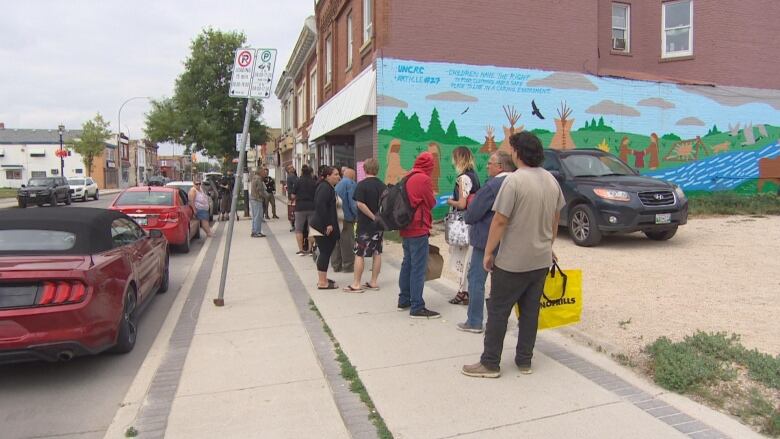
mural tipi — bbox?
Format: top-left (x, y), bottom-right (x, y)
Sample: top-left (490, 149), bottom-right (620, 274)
top-left (549, 101), bottom-right (576, 150)
top-left (479, 125), bottom-right (498, 153)
top-left (499, 106), bottom-right (524, 152)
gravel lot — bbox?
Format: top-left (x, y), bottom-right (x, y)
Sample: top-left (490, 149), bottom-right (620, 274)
top-left (385, 216), bottom-right (780, 359)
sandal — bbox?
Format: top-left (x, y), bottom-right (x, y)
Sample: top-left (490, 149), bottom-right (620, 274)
top-left (343, 285), bottom-right (365, 293)
top-left (318, 280), bottom-right (338, 290)
top-left (449, 291), bottom-right (469, 305)
top-left (363, 283), bottom-right (380, 291)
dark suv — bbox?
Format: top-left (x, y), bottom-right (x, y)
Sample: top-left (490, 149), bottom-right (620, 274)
top-left (17, 176), bottom-right (72, 208)
top-left (543, 149), bottom-right (688, 246)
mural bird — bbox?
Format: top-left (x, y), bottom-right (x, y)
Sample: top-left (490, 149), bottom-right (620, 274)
top-left (531, 100), bottom-right (545, 120)
top-left (461, 107), bottom-right (469, 115)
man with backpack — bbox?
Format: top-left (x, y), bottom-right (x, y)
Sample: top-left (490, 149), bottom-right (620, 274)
top-left (394, 152), bottom-right (440, 318)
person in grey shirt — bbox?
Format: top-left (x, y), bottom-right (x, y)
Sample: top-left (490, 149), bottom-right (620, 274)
top-left (249, 168), bottom-right (268, 238)
top-left (462, 131), bottom-right (565, 379)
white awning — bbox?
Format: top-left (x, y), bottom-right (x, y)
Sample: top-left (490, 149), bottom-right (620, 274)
top-left (309, 67), bottom-right (376, 141)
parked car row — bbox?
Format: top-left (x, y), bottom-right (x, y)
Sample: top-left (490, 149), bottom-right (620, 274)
top-left (16, 176), bottom-right (100, 208)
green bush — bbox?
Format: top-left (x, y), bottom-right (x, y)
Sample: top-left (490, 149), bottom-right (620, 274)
top-left (646, 336), bottom-right (734, 392)
top-left (742, 349), bottom-right (780, 389)
top-left (688, 192), bottom-right (780, 216)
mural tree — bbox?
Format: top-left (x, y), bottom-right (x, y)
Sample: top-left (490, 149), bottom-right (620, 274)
top-left (427, 108), bottom-right (446, 141)
top-left (445, 120), bottom-right (460, 143)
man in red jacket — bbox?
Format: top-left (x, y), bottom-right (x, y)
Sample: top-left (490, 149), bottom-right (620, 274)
top-left (398, 152), bottom-right (440, 318)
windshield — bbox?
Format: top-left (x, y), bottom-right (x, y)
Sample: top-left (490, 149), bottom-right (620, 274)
top-left (68, 179), bottom-right (85, 186)
top-left (28, 178), bottom-right (55, 186)
top-left (115, 191), bottom-right (174, 206)
top-left (561, 154), bottom-right (635, 177)
top-left (167, 183), bottom-right (193, 193)
top-left (0, 230), bottom-right (76, 251)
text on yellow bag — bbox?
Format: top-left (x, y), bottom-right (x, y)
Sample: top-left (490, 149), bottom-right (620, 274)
top-left (514, 262), bottom-right (582, 330)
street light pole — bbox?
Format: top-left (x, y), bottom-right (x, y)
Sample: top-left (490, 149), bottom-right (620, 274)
top-left (58, 124), bottom-right (65, 177)
top-left (117, 96), bottom-right (151, 151)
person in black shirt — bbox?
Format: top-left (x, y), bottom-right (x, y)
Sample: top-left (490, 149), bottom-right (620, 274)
top-left (285, 165), bottom-right (299, 232)
top-left (344, 158), bottom-right (387, 293)
top-left (293, 165), bottom-right (317, 255)
top-left (311, 166), bottom-right (341, 289)
top-left (262, 167), bottom-right (278, 219)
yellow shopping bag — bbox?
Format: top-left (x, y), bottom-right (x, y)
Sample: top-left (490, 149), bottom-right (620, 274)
top-left (514, 262), bottom-right (582, 330)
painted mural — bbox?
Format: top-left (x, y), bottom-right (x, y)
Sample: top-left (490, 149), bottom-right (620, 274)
top-left (375, 57), bottom-right (780, 219)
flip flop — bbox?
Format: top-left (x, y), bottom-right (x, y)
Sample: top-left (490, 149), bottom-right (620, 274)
top-left (343, 285), bottom-right (365, 293)
top-left (363, 283), bottom-right (380, 291)
top-left (318, 280), bottom-right (338, 290)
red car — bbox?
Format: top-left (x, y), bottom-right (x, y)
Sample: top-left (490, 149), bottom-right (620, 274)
top-left (109, 186), bottom-right (200, 253)
top-left (0, 208), bottom-right (169, 363)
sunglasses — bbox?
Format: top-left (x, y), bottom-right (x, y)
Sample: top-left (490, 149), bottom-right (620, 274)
top-left (195, 182), bottom-right (202, 185)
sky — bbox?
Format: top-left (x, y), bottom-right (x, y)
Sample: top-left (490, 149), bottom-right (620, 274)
top-left (0, 0), bottom-right (313, 155)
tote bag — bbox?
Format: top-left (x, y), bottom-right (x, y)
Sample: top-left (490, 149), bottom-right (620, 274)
top-left (514, 262), bottom-right (582, 330)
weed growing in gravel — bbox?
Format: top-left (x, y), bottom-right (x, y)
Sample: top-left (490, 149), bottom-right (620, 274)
top-left (646, 331), bottom-right (780, 436)
top-left (124, 426), bottom-right (138, 437)
top-left (618, 318), bottom-right (632, 329)
top-left (688, 192), bottom-right (780, 216)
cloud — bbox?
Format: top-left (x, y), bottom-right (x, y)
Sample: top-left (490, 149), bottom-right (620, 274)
top-left (676, 117), bottom-right (705, 126)
top-left (377, 94), bottom-right (408, 108)
top-left (425, 91), bottom-right (478, 102)
top-left (585, 100), bottom-right (640, 117)
top-left (637, 97), bottom-right (676, 110)
top-left (678, 85), bottom-right (780, 110)
top-left (526, 72), bottom-right (598, 91)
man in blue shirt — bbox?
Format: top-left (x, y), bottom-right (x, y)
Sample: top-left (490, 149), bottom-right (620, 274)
top-left (331, 167), bottom-right (358, 272)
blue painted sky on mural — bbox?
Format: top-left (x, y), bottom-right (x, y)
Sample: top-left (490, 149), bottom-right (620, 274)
top-left (376, 58), bottom-right (779, 141)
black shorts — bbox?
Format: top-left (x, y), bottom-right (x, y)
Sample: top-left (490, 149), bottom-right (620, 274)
top-left (354, 231), bottom-right (383, 257)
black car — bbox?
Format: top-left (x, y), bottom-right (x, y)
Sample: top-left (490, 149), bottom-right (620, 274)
top-left (543, 149), bottom-right (688, 246)
top-left (17, 177), bottom-right (72, 208)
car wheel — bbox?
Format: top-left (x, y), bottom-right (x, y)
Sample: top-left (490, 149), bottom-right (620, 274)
top-left (94, 190), bottom-right (99, 200)
top-left (110, 286), bottom-right (138, 353)
top-left (157, 253), bottom-right (170, 294)
top-left (64, 193), bottom-right (71, 205)
top-left (49, 193), bottom-right (58, 207)
top-left (569, 204), bottom-right (602, 247)
top-left (179, 226), bottom-right (191, 253)
top-left (18, 199), bottom-right (26, 208)
top-left (645, 227), bottom-right (678, 241)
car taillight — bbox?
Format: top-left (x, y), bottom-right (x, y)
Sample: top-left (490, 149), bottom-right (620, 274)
top-left (37, 281), bottom-right (90, 306)
top-left (158, 210), bottom-right (179, 223)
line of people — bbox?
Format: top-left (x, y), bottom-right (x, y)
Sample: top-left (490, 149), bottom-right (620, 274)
top-left (285, 131), bottom-right (564, 378)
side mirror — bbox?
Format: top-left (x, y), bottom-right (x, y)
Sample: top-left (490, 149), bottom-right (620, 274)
top-left (21, 184), bottom-right (26, 188)
top-left (549, 170), bottom-right (565, 181)
top-left (149, 229), bottom-right (164, 239)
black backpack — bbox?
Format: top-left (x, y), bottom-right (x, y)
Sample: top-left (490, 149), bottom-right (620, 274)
top-left (377, 172), bottom-right (417, 231)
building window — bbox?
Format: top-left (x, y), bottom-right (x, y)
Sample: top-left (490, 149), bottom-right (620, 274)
top-left (5, 170), bottom-right (21, 180)
top-left (51, 169), bottom-right (59, 175)
top-left (662, 0), bottom-right (693, 58)
top-left (611, 3), bottom-right (630, 52)
top-left (297, 88), bottom-right (304, 127)
top-left (31, 171), bottom-right (46, 178)
top-left (75, 168), bottom-right (83, 174)
top-left (310, 70), bottom-right (317, 115)
top-left (346, 13), bottom-right (353, 69)
top-left (325, 34), bottom-right (333, 85)
top-left (363, 0), bottom-right (373, 43)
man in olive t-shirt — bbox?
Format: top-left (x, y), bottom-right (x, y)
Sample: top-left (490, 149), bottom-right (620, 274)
top-left (463, 132), bottom-right (565, 379)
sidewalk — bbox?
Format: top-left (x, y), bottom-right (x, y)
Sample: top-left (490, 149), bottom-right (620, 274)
top-left (106, 198), bottom-right (762, 439)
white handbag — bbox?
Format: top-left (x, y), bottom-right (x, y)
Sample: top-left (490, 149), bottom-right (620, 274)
top-left (444, 210), bottom-right (470, 247)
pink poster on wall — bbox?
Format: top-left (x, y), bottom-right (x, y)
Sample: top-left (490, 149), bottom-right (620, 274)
top-left (356, 161), bottom-right (366, 182)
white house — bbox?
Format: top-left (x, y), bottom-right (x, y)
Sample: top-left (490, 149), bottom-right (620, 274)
top-left (0, 127), bottom-right (88, 188)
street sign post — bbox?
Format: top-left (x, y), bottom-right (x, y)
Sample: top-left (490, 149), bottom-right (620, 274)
top-left (216, 47), bottom-right (276, 307)
top-left (236, 133), bottom-right (250, 151)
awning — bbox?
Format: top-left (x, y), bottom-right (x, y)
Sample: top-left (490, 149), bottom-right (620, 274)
top-left (29, 148), bottom-right (46, 156)
top-left (309, 67), bottom-right (376, 141)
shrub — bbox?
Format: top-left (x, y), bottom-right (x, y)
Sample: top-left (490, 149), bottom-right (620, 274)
top-left (646, 336), bottom-right (734, 392)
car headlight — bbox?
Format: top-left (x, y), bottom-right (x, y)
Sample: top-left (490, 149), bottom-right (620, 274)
top-left (593, 188), bottom-right (631, 202)
top-left (673, 185), bottom-right (686, 201)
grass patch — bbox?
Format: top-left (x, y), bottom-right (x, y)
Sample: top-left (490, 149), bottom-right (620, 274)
top-left (0, 188), bottom-right (17, 199)
top-left (124, 426), bottom-right (138, 437)
top-left (646, 331), bottom-right (780, 436)
top-left (308, 300), bottom-right (394, 439)
top-left (687, 192), bottom-right (780, 216)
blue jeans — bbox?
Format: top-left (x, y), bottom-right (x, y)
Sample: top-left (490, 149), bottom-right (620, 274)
top-left (466, 247), bottom-right (488, 327)
top-left (249, 199), bottom-right (264, 234)
top-left (399, 235), bottom-right (429, 313)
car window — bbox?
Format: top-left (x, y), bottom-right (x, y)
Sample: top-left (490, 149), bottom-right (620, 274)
top-left (177, 190), bottom-right (188, 206)
top-left (28, 178), bottom-right (55, 186)
top-left (115, 191), bottom-right (174, 206)
top-left (0, 230), bottom-right (76, 251)
top-left (69, 179), bottom-right (86, 185)
top-left (543, 153), bottom-right (562, 172)
top-left (561, 154), bottom-right (634, 177)
top-left (87, 178), bottom-right (94, 185)
top-left (111, 219), bottom-right (141, 247)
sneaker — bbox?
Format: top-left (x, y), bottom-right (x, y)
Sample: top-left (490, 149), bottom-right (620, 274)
top-left (456, 322), bottom-right (484, 333)
top-left (256, 233), bottom-right (266, 238)
top-left (517, 364), bottom-right (533, 375)
top-left (461, 362), bottom-right (501, 378)
top-left (397, 302), bottom-right (411, 311)
top-left (296, 250), bottom-right (306, 256)
top-left (409, 308), bottom-right (441, 319)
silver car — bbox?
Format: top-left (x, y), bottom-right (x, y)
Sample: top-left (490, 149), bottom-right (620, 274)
top-left (67, 177), bottom-right (99, 201)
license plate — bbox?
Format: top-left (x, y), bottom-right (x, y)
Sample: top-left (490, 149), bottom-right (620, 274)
top-left (655, 213), bottom-right (671, 224)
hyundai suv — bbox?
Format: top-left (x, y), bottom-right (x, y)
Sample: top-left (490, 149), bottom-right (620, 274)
top-left (17, 177), bottom-right (72, 208)
top-left (543, 149), bottom-right (688, 246)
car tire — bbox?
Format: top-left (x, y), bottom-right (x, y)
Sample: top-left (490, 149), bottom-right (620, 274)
top-left (157, 253), bottom-right (170, 294)
top-left (94, 190), bottom-right (99, 200)
top-left (64, 193), bottom-right (71, 205)
top-left (179, 226), bottom-right (191, 253)
top-left (49, 193), bottom-right (58, 207)
top-left (18, 199), bottom-right (27, 208)
top-left (109, 286), bottom-right (138, 354)
top-left (645, 227), bottom-right (678, 241)
top-left (569, 204), bottom-right (602, 247)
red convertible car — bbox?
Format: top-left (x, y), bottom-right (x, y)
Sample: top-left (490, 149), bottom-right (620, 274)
top-left (0, 208), bottom-right (169, 363)
top-left (109, 186), bottom-right (200, 253)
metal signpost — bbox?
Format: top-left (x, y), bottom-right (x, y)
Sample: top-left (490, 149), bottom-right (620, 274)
top-left (215, 47), bottom-right (277, 307)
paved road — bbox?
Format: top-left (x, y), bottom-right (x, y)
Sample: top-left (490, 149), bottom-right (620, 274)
top-left (0, 196), bottom-right (210, 439)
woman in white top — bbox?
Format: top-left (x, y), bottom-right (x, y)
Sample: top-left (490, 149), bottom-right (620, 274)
top-left (189, 180), bottom-right (214, 238)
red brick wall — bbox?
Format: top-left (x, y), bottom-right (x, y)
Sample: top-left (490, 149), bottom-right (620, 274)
top-left (597, 0), bottom-right (780, 90)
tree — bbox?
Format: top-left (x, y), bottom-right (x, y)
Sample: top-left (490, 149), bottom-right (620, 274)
top-left (598, 117), bottom-right (605, 128)
top-left (144, 29), bottom-right (267, 162)
top-left (72, 114), bottom-right (112, 177)
top-left (445, 120), bottom-right (459, 143)
top-left (426, 108), bottom-right (446, 141)
top-left (391, 110), bottom-right (410, 135)
top-left (407, 113), bottom-right (426, 140)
